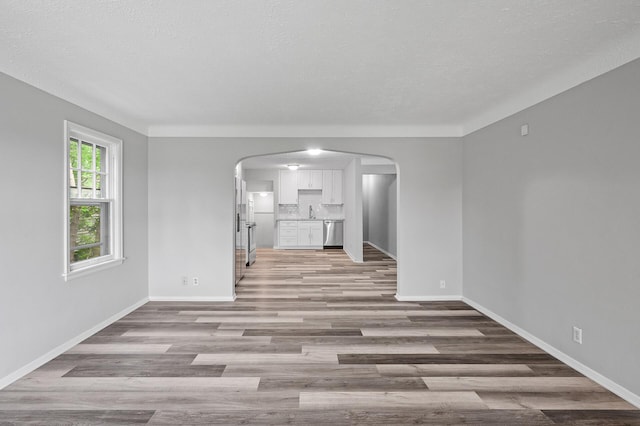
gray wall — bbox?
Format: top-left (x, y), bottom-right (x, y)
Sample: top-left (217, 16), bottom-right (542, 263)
top-left (344, 158), bottom-right (364, 262)
top-left (148, 138), bottom-right (463, 299)
top-left (0, 73), bottom-right (148, 383)
top-left (463, 58), bottom-right (640, 397)
top-left (363, 174), bottom-right (397, 257)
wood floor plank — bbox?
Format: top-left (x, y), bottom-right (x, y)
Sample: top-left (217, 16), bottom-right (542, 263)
top-left (302, 344), bottom-right (439, 354)
top-left (0, 410), bottom-right (155, 425)
top-left (432, 342), bottom-right (548, 354)
top-left (196, 316), bottom-right (304, 323)
top-left (122, 329), bottom-right (244, 337)
top-left (361, 327), bottom-right (484, 337)
top-left (147, 409), bottom-right (353, 425)
top-left (243, 328), bottom-right (363, 336)
top-left (64, 364), bottom-right (226, 378)
top-left (1, 245), bottom-right (636, 424)
top-left (276, 309), bottom-right (483, 317)
top-left (147, 409), bottom-right (556, 425)
top-left (0, 391), bottom-right (299, 410)
top-left (377, 363), bottom-right (536, 377)
top-left (167, 342), bottom-right (302, 354)
top-left (423, 376), bottom-right (605, 392)
top-left (67, 344), bottom-right (172, 354)
top-left (257, 377), bottom-right (428, 391)
top-left (6, 377), bottom-right (260, 392)
top-left (542, 409), bottom-right (640, 425)
top-left (222, 363), bottom-right (381, 378)
top-left (193, 352), bottom-right (338, 365)
top-left (299, 391), bottom-right (488, 409)
top-left (478, 391), bottom-right (637, 410)
top-left (339, 353), bottom-right (559, 364)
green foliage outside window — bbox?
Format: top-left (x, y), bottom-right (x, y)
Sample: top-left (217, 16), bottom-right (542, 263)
top-left (69, 138), bottom-right (108, 263)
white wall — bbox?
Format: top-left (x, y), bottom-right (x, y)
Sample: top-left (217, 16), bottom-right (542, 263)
top-left (0, 73), bottom-right (148, 385)
top-left (343, 158), bottom-right (363, 262)
top-left (388, 175), bottom-right (398, 257)
top-left (363, 174), bottom-right (397, 257)
top-left (463, 58), bottom-right (640, 398)
top-left (148, 139), bottom-right (462, 299)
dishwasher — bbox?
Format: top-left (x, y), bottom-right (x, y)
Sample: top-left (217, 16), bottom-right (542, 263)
top-left (323, 220), bottom-right (344, 248)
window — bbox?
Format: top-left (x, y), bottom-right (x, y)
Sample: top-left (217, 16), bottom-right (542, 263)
top-left (63, 121), bottom-right (123, 280)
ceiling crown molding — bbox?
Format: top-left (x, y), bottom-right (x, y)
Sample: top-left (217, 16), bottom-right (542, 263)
top-left (146, 125), bottom-right (464, 138)
top-left (460, 30), bottom-right (640, 136)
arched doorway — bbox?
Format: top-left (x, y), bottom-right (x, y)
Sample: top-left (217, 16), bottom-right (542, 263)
top-left (233, 148), bottom-right (398, 297)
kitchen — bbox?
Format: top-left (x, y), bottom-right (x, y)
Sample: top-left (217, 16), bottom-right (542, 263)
top-left (235, 149), bottom-right (396, 283)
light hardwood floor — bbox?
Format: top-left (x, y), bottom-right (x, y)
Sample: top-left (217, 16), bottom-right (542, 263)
top-left (1, 245), bottom-right (639, 425)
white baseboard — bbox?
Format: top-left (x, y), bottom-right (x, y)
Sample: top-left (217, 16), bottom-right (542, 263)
top-left (364, 241), bottom-right (397, 260)
top-left (149, 295), bottom-right (236, 302)
top-left (343, 246), bottom-right (363, 264)
top-left (0, 296), bottom-right (149, 390)
top-left (395, 294), bottom-right (462, 302)
top-left (462, 296), bottom-right (640, 409)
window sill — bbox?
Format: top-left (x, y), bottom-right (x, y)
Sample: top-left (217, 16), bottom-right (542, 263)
top-left (63, 257), bottom-right (126, 282)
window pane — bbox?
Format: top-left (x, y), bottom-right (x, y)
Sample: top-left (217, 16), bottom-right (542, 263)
top-left (96, 145), bottom-right (106, 172)
top-left (72, 247), bottom-right (102, 262)
top-left (81, 142), bottom-right (93, 171)
top-left (69, 168), bottom-right (79, 198)
top-left (69, 203), bottom-right (110, 263)
top-left (95, 173), bottom-right (103, 198)
top-left (70, 205), bottom-right (101, 246)
top-left (69, 138), bottom-right (79, 169)
top-left (81, 172), bottom-right (94, 197)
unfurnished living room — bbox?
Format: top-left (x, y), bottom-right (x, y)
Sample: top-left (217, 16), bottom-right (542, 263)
top-left (1, 1), bottom-right (640, 425)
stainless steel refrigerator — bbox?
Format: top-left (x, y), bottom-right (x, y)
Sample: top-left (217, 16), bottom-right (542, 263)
top-left (235, 177), bottom-right (247, 285)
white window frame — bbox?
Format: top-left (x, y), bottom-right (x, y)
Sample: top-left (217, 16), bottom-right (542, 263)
top-left (63, 121), bottom-right (124, 281)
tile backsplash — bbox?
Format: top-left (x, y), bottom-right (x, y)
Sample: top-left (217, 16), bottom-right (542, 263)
top-left (278, 190), bottom-right (343, 219)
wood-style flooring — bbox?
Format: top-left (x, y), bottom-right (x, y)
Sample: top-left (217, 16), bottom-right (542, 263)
top-left (1, 245), bottom-right (639, 425)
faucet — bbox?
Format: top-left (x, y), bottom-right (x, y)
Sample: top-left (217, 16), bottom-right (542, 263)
top-left (309, 205), bottom-right (314, 219)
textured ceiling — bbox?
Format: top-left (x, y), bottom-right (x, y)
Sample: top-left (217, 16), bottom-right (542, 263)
top-left (2, 0), bottom-right (640, 136)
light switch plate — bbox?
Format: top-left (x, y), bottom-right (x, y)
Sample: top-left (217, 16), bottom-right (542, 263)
top-left (572, 326), bottom-right (583, 344)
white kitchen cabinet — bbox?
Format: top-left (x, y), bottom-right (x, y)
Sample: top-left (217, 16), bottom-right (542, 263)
top-left (322, 170), bottom-right (343, 204)
top-left (278, 220), bottom-right (298, 247)
top-left (278, 220), bottom-right (322, 248)
top-left (297, 220), bottom-right (323, 246)
top-left (297, 170), bottom-right (323, 190)
top-left (279, 170), bottom-right (298, 204)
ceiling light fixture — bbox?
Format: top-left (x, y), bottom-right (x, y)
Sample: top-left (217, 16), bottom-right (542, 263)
top-left (307, 149), bottom-right (323, 156)
top-left (287, 164), bottom-right (300, 170)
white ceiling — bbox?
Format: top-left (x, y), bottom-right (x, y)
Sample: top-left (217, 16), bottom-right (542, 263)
top-left (2, 1), bottom-right (640, 137)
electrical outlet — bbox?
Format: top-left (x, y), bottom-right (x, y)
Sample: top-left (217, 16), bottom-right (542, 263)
top-left (572, 326), bottom-right (583, 344)
top-left (440, 280), bottom-right (446, 289)
top-left (181, 276), bottom-right (188, 286)
top-left (192, 277), bottom-right (199, 286)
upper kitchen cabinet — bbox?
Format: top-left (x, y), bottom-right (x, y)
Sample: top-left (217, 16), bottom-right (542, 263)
top-left (322, 170), bottom-right (343, 204)
top-left (297, 170), bottom-right (323, 190)
top-left (279, 170), bottom-right (298, 204)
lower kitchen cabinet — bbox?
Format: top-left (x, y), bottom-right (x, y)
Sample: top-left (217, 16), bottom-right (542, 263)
top-left (278, 220), bottom-right (323, 248)
top-left (297, 220), bottom-right (323, 246)
top-left (278, 221), bottom-right (299, 247)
